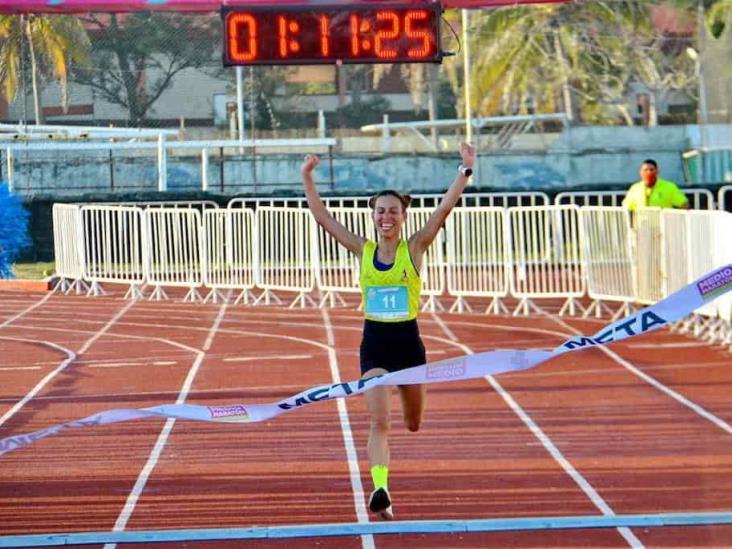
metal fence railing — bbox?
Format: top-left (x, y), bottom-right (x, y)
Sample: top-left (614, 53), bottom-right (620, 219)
top-left (52, 200), bottom-right (732, 348)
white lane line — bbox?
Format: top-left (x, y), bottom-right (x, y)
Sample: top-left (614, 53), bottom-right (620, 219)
top-left (429, 312), bottom-right (458, 342)
top-left (88, 362), bottom-right (142, 368)
top-left (627, 341), bottom-right (709, 349)
top-left (104, 304), bottom-right (227, 549)
top-left (0, 298), bottom-right (134, 427)
top-left (501, 359), bottom-right (732, 379)
top-left (86, 361), bottom-right (178, 369)
top-left (549, 315), bottom-right (732, 437)
top-left (223, 354), bottom-right (312, 362)
top-left (0, 336), bottom-right (76, 429)
top-left (21, 313), bottom-right (559, 351)
top-left (432, 320), bottom-right (644, 549)
top-left (0, 292), bottom-right (53, 328)
top-left (0, 366), bottom-right (42, 371)
top-left (320, 308), bottom-right (374, 549)
top-left (0, 383), bottom-right (317, 404)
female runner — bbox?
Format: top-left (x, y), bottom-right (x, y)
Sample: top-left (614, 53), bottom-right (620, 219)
top-left (301, 143), bottom-right (476, 519)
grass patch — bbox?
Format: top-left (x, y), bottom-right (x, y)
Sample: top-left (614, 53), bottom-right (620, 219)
top-left (12, 261), bottom-right (56, 280)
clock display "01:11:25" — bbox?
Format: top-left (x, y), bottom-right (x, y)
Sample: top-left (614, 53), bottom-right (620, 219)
top-left (222, 5), bottom-right (443, 65)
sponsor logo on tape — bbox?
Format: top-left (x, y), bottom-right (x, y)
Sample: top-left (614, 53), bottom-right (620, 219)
top-left (209, 404), bottom-right (249, 422)
top-left (697, 266), bottom-right (732, 300)
top-left (426, 358), bottom-right (466, 380)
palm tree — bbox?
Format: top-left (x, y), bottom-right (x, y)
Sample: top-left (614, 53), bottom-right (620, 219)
top-left (448, 2), bottom-right (693, 126)
top-left (0, 14), bottom-right (90, 124)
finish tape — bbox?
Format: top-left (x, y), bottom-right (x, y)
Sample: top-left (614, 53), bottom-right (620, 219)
top-left (1, 264), bottom-right (731, 457)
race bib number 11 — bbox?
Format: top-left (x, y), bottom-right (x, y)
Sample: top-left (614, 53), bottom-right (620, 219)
top-left (365, 286), bottom-right (409, 320)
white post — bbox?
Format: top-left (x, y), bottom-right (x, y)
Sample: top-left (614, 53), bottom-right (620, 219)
top-left (382, 114), bottom-right (391, 153)
top-left (201, 148), bottom-right (209, 192)
top-left (236, 66), bottom-right (245, 146)
top-left (461, 9), bottom-right (473, 143)
top-left (317, 110), bottom-right (326, 138)
top-left (697, 0), bottom-right (709, 162)
top-left (157, 134), bottom-right (167, 192)
top-left (5, 148), bottom-right (13, 192)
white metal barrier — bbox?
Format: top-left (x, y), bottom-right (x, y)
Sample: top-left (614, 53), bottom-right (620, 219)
top-left (312, 207), bottom-right (369, 307)
top-left (402, 207), bottom-right (446, 311)
top-left (227, 191), bottom-right (549, 211)
top-left (144, 208), bottom-right (204, 302)
top-left (445, 207), bottom-right (509, 314)
top-left (556, 189), bottom-right (715, 210)
top-left (508, 205), bottom-right (585, 315)
top-left (660, 210), bottom-right (692, 298)
top-left (50, 201), bottom-right (731, 347)
top-left (202, 209), bottom-right (256, 304)
top-left (634, 208), bottom-right (664, 305)
top-left (256, 207), bottom-right (317, 308)
top-left (663, 209), bottom-right (732, 341)
top-left (52, 204), bottom-right (86, 294)
top-left (579, 207), bottom-right (635, 318)
top-left (720, 185), bottom-right (732, 212)
top-left (81, 205), bottom-right (146, 298)
top-left (106, 200), bottom-right (219, 210)
top-left (715, 213), bottom-right (732, 347)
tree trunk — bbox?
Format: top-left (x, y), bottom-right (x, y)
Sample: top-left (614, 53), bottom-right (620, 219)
top-left (647, 90), bottom-right (658, 127)
top-left (553, 30), bottom-right (573, 123)
top-left (617, 104), bottom-right (635, 127)
top-left (25, 17), bottom-right (43, 125)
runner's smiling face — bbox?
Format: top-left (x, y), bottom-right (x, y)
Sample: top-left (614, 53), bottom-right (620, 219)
top-left (372, 195), bottom-right (406, 239)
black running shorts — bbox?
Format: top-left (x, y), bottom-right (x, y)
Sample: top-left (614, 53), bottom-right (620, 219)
top-left (359, 318), bottom-right (427, 375)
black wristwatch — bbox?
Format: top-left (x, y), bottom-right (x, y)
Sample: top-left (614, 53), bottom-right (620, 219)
top-left (458, 164), bottom-right (473, 177)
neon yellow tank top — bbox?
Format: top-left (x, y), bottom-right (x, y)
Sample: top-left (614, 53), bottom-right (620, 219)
top-left (360, 239), bottom-right (421, 322)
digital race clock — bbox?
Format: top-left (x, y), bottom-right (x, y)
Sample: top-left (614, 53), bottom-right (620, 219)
top-left (222, 3), bottom-right (443, 65)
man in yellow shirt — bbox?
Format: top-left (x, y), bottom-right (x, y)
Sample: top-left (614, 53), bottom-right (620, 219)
top-left (622, 159), bottom-right (689, 211)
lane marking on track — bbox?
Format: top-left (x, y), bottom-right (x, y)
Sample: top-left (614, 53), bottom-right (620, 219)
top-left (103, 304), bottom-right (227, 549)
top-left (0, 383), bottom-right (327, 404)
top-left (319, 308), bottom-right (374, 549)
top-left (500, 359), bottom-right (732, 379)
top-left (0, 301), bottom-right (135, 428)
top-left (0, 337), bottom-right (76, 428)
top-left (433, 318), bottom-right (645, 549)
top-left (548, 315), bottom-right (732, 437)
top-left (627, 341), bottom-right (710, 349)
top-left (104, 308), bottom-right (346, 548)
top-left (0, 366), bottom-right (42, 371)
top-left (223, 354), bottom-right (312, 362)
top-left (14, 313), bottom-right (566, 351)
top-left (87, 361), bottom-right (178, 369)
top-left (429, 311), bottom-right (458, 342)
top-left (0, 292), bottom-right (53, 328)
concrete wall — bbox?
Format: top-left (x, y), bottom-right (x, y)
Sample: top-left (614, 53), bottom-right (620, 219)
top-left (4, 124), bottom-right (729, 198)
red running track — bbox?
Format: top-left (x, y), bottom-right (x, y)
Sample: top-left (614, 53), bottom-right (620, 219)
top-left (1, 288), bottom-right (732, 548)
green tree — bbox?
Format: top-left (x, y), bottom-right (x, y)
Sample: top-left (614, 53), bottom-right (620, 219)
top-left (446, 2), bottom-right (695, 126)
top-left (0, 14), bottom-right (89, 123)
top-left (73, 13), bottom-right (217, 125)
